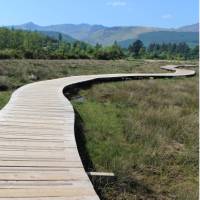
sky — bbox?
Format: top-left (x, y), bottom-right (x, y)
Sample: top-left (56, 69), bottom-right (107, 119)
top-left (0, 0), bottom-right (198, 28)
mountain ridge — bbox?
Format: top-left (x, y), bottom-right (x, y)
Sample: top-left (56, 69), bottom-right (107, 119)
top-left (7, 22), bottom-right (199, 46)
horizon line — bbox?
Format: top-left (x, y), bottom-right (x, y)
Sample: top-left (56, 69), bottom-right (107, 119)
top-left (1, 21), bottom-right (199, 29)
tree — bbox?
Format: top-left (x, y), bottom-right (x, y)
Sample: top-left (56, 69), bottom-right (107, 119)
top-left (58, 33), bottom-right (62, 42)
top-left (110, 41), bottom-right (124, 59)
top-left (139, 47), bottom-right (146, 57)
top-left (95, 43), bottom-right (102, 50)
top-left (128, 40), bottom-right (144, 57)
top-left (176, 42), bottom-right (190, 59)
top-left (191, 45), bottom-right (199, 59)
top-left (0, 27), bottom-right (198, 60)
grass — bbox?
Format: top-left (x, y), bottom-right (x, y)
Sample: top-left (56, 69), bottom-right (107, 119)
top-left (0, 59), bottom-right (198, 200)
top-left (0, 91), bottom-right (12, 109)
top-left (70, 67), bottom-right (198, 200)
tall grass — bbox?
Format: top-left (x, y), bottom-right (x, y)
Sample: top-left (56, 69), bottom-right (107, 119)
top-left (72, 69), bottom-right (198, 200)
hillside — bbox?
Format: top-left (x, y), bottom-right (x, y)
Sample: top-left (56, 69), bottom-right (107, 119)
top-left (39, 31), bottom-right (76, 43)
top-left (119, 31), bottom-right (199, 47)
top-left (12, 22), bottom-right (164, 45)
top-left (177, 23), bottom-right (199, 32)
top-left (10, 22), bottom-right (77, 43)
top-left (82, 26), bottom-right (164, 45)
top-left (0, 28), bottom-right (91, 59)
top-left (9, 22), bottom-right (199, 46)
top-left (0, 28), bottom-right (198, 60)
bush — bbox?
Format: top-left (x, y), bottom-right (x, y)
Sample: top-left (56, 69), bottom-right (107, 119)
top-left (0, 76), bottom-right (11, 90)
top-left (23, 50), bottom-right (34, 59)
top-left (0, 49), bottom-right (22, 59)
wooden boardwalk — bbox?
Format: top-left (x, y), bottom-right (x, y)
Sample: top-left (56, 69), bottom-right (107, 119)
top-left (0, 65), bottom-right (195, 199)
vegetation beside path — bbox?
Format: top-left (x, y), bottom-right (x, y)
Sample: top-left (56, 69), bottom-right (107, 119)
top-left (70, 67), bottom-right (198, 199)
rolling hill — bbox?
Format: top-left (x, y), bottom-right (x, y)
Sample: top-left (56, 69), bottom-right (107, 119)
top-left (9, 22), bottom-right (77, 43)
top-left (9, 22), bottom-right (199, 47)
top-left (119, 31), bottom-right (199, 47)
top-left (39, 31), bottom-right (76, 43)
top-left (177, 23), bottom-right (199, 32)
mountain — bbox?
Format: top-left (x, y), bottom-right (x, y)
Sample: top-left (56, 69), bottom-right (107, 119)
top-left (177, 23), bottom-right (199, 32)
top-left (80, 26), bottom-right (166, 45)
top-left (10, 22), bottom-right (77, 43)
top-left (11, 22), bottom-right (165, 45)
top-left (9, 22), bottom-right (199, 46)
top-left (119, 31), bottom-right (199, 47)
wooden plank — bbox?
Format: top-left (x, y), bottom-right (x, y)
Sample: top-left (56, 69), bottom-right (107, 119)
top-left (87, 172), bottom-right (115, 177)
top-left (0, 187), bottom-right (96, 198)
top-left (0, 160), bottom-right (82, 167)
top-left (0, 171), bottom-right (89, 181)
top-left (0, 181), bottom-right (93, 188)
top-left (0, 197), bottom-right (99, 200)
top-left (0, 141), bottom-right (76, 148)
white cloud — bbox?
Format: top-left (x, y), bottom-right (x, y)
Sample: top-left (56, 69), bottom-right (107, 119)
top-left (107, 1), bottom-right (127, 7)
top-left (162, 14), bottom-right (173, 19)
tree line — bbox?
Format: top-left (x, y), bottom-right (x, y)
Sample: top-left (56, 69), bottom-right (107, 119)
top-left (0, 28), bottom-right (198, 60)
top-left (128, 39), bottom-right (199, 60)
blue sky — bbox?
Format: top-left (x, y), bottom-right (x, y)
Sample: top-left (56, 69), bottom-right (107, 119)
top-left (0, 0), bottom-right (198, 27)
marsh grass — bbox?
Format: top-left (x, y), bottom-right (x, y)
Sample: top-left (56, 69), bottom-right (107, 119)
top-left (0, 59), bottom-right (197, 90)
top-left (72, 68), bottom-right (198, 200)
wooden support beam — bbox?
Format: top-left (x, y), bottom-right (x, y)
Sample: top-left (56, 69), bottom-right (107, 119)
top-left (87, 172), bottom-right (115, 177)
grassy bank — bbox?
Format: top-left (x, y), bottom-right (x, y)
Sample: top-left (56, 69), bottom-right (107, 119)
top-left (71, 67), bottom-right (198, 200)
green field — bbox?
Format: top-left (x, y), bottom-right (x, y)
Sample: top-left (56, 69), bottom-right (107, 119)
top-left (0, 59), bottom-right (198, 200)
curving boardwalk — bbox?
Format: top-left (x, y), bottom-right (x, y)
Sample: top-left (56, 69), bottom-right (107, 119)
top-left (0, 65), bottom-right (195, 199)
